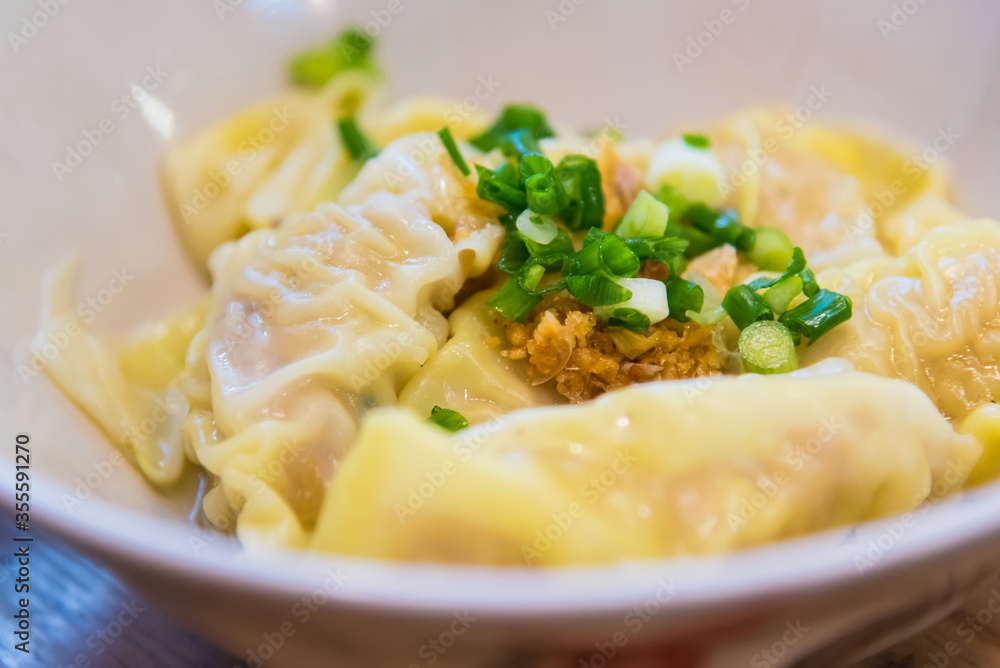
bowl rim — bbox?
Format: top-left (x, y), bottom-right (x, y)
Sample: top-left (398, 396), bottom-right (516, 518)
top-left (6, 472), bottom-right (1000, 617)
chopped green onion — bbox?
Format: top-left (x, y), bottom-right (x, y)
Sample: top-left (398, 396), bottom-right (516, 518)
top-left (525, 173), bottom-right (563, 214)
top-left (623, 236), bottom-right (689, 275)
top-left (685, 205), bottom-right (755, 252)
top-left (524, 227), bottom-right (574, 258)
top-left (664, 274), bottom-right (705, 323)
top-left (567, 230), bottom-right (640, 278)
top-left (288, 28), bottom-right (376, 88)
top-left (763, 275), bottom-right (804, 314)
top-left (475, 164), bottom-right (527, 213)
top-left (723, 284), bottom-right (773, 330)
top-left (779, 289), bottom-right (853, 345)
top-left (469, 104), bottom-right (555, 153)
top-left (516, 255), bottom-right (568, 296)
top-left (799, 268), bottom-right (820, 298)
top-left (498, 230), bottom-right (530, 274)
top-left (615, 190), bottom-right (670, 239)
top-left (738, 321), bottom-right (799, 375)
top-left (566, 275), bottom-right (632, 307)
top-left (436, 126), bottom-right (470, 177)
top-left (499, 128), bottom-right (542, 160)
top-left (516, 210), bottom-right (558, 245)
top-left (748, 247), bottom-right (808, 291)
top-left (487, 276), bottom-right (542, 322)
top-left (647, 137), bottom-right (726, 208)
top-left (593, 278), bottom-right (670, 324)
top-left (685, 272), bottom-right (727, 326)
top-left (746, 226), bottom-right (794, 271)
top-left (428, 405), bottom-right (469, 431)
top-left (337, 116), bottom-right (377, 161)
top-left (519, 152), bottom-right (554, 181)
top-left (607, 308), bottom-right (651, 332)
top-left (655, 184), bottom-right (692, 222)
top-left (555, 154), bottom-right (605, 231)
top-left (682, 133), bottom-right (711, 149)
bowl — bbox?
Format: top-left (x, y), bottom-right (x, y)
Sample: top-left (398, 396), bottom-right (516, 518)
top-left (3, 1), bottom-right (1000, 665)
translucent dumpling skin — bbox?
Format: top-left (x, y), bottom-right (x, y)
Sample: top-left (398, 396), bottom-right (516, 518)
top-left (803, 219), bottom-right (1000, 421)
top-left (311, 362), bottom-right (979, 565)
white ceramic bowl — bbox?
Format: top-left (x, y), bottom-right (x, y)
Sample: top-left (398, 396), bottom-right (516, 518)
top-left (3, 1), bottom-right (1000, 666)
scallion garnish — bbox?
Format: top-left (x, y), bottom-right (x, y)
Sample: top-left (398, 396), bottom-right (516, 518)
top-left (664, 274), bottom-right (705, 323)
top-left (498, 227), bottom-right (530, 275)
top-left (615, 190), bottom-right (669, 240)
top-left (515, 210), bottom-right (558, 245)
top-left (684, 205), bottom-right (755, 252)
top-left (499, 128), bottom-right (543, 160)
top-left (623, 236), bottom-right (689, 275)
top-left (738, 321), bottom-right (799, 375)
top-left (516, 255), bottom-right (568, 296)
top-left (436, 126), bottom-right (470, 177)
top-left (799, 268), bottom-right (820, 298)
top-left (779, 289), bottom-right (853, 345)
top-left (428, 405), bottom-right (469, 431)
top-left (486, 276), bottom-right (543, 322)
top-left (555, 154), bottom-right (605, 231)
top-left (475, 164), bottom-right (528, 213)
top-left (682, 133), bottom-right (711, 149)
top-left (607, 308), bottom-right (651, 332)
top-left (288, 28), bottom-right (376, 88)
top-left (469, 104), bottom-right (555, 153)
top-left (722, 284), bottom-right (773, 330)
top-left (523, 227), bottom-right (574, 258)
top-left (593, 278), bottom-right (670, 325)
top-left (762, 275), bottom-right (804, 314)
top-left (337, 116), bottom-right (377, 161)
top-left (746, 226), bottom-right (794, 271)
top-left (525, 173), bottom-right (563, 214)
top-left (567, 230), bottom-right (640, 278)
top-left (566, 275), bottom-right (633, 307)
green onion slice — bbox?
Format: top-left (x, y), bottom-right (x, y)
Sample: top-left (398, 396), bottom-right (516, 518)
top-left (567, 230), bottom-right (640, 278)
top-left (593, 278), bottom-right (670, 324)
top-left (499, 128), bottom-right (542, 160)
top-left (428, 405), bottom-right (469, 431)
top-left (762, 275), bottom-right (804, 314)
top-left (746, 226), bottom-right (794, 271)
top-left (738, 320), bottom-right (799, 375)
top-left (486, 276), bottom-right (542, 322)
top-left (516, 210), bottom-right (558, 245)
top-left (799, 268), bottom-right (820, 298)
top-left (682, 133), bottom-right (711, 149)
top-left (524, 227), bottom-right (574, 258)
top-left (436, 126), bottom-right (470, 176)
top-left (723, 284), bottom-right (773, 330)
top-left (615, 190), bottom-right (670, 239)
top-left (469, 104), bottom-right (555, 153)
top-left (623, 236), bottom-right (689, 275)
top-left (779, 289), bottom-right (853, 345)
top-left (288, 28), bottom-right (377, 88)
top-left (555, 154), bottom-right (605, 231)
top-left (566, 275), bottom-right (633, 307)
top-left (498, 230), bottom-right (530, 275)
top-left (516, 255), bottom-right (568, 296)
top-left (664, 274), bottom-right (705, 323)
top-left (337, 116), bottom-right (377, 161)
top-left (607, 308), bottom-right (651, 332)
top-left (475, 164), bottom-right (527, 213)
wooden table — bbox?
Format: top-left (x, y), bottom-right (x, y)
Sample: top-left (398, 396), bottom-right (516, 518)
top-left (2, 517), bottom-right (997, 668)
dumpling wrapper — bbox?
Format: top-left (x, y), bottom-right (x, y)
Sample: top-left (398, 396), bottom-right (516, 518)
top-left (311, 361), bottom-right (980, 566)
top-left (803, 218), bottom-right (1000, 421)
